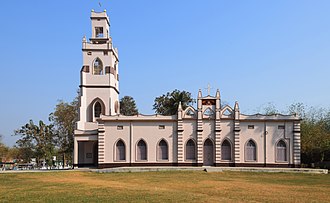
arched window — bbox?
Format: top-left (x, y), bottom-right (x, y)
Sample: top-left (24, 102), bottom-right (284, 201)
top-left (137, 140), bottom-right (147, 161)
top-left (94, 102), bottom-right (102, 118)
top-left (93, 58), bottom-right (103, 75)
top-left (186, 139), bottom-right (196, 160)
top-left (276, 140), bottom-right (287, 162)
top-left (221, 140), bottom-right (232, 161)
top-left (158, 140), bottom-right (168, 160)
top-left (116, 140), bottom-right (125, 161)
top-left (246, 140), bottom-right (257, 161)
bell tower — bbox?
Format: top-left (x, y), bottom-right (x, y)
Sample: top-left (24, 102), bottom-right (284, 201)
top-left (77, 9), bottom-right (120, 132)
top-left (74, 10), bottom-right (120, 167)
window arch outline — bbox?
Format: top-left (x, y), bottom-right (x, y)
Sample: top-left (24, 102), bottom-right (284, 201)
top-left (114, 139), bottom-right (126, 162)
top-left (184, 106), bottom-right (196, 118)
top-left (275, 139), bottom-right (288, 162)
top-left (93, 57), bottom-right (104, 75)
top-left (88, 98), bottom-right (106, 122)
top-left (203, 138), bottom-right (215, 146)
top-left (221, 105), bottom-right (234, 117)
top-left (221, 138), bottom-right (233, 161)
top-left (203, 107), bottom-right (215, 118)
top-left (245, 139), bottom-right (257, 162)
top-left (157, 139), bottom-right (169, 161)
top-left (136, 139), bottom-right (148, 161)
top-left (185, 138), bottom-right (197, 161)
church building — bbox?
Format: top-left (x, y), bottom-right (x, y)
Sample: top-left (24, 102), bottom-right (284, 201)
top-left (73, 10), bottom-right (301, 168)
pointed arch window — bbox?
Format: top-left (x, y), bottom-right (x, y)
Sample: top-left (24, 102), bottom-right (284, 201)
top-left (186, 139), bottom-right (196, 160)
top-left (221, 140), bottom-right (232, 161)
top-left (116, 140), bottom-right (126, 161)
top-left (93, 58), bottom-right (103, 75)
top-left (246, 140), bottom-right (257, 161)
top-left (94, 102), bottom-right (102, 118)
top-left (137, 140), bottom-right (147, 161)
top-left (158, 140), bottom-right (168, 160)
top-left (276, 140), bottom-right (287, 162)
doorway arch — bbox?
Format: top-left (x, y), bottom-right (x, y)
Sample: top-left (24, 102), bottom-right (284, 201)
top-left (203, 138), bottom-right (214, 166)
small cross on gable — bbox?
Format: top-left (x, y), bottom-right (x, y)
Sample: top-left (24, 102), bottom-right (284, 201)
top-left (204, 84), bottom-right (213, 96)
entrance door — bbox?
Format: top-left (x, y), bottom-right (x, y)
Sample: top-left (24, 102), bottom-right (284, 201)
top-left (203, 139), bottom-right (214, 166)
top-left (78, 141), bottom-right (98, 167)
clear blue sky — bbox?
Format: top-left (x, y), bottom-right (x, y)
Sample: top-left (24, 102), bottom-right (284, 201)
top-left (1, 0), bottom-right (330, 146)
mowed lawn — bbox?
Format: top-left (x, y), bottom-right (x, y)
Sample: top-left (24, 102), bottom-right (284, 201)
top-left (0, 171), bottom-right (329, 202)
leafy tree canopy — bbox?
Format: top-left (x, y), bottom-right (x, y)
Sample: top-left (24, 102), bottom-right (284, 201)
top-left (120, 96), bottom-right (139, 116)
top-left (153, 89), bottom-right (195, 116)
top-left (14, 120), bottom-right (55, 165)
top-left (49, 99), bottom-right (78, 153)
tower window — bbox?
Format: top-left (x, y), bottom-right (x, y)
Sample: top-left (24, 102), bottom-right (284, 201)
top-left (94, 102), bottom-right (102, 118)
top-left (95, 27), bottom-right (104, 38)
top-left (93, 58), bottom-right (103, 75)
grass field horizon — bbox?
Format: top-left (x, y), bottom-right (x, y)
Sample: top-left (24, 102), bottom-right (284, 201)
top-left (0, 171), bottom-right (329, 202)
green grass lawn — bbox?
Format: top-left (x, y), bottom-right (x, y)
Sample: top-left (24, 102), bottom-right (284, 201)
top-left (0, 171), bottom-right (329, 202)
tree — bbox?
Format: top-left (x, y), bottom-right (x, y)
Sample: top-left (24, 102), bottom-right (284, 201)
top-left (14, 120), bottom-right (55, 167)
top-left (259, 102), bottom-right (279, 115)
top-left (287, 102), bottom-right (306, 118)
top-left (301, 107), bottom-right (330, 164)
top-left (0, 134), bottom-right (9, 163)
top-left (287, 103), bottom-right (330, 165)
top-left (14, 137), bottom-right (35, 163)
top-left (153, 89), bottom-right (195, 115)
top-left (120, 96), bottom-right (139, 116)
top-left (49, 98), bottom-right (78, 166)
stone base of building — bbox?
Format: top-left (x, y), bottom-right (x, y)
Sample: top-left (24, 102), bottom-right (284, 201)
top-left (73, 163), bottom-right (98, 168)
top-left (97, 162), bottom-right (300, 169)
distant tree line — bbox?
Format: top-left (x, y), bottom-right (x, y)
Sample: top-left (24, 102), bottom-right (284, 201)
top-left (1, 90), bottom-right (329, 168)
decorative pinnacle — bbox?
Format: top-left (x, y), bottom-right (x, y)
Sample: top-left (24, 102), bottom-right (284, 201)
top-left (234, 101), bottom-right (240, 111)
top-left (198, 89), bottom-right (202, 98)
top-left (178, 101), bottom-right (183, 111)
top-left (216, 89), bottom-right (220, 98)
